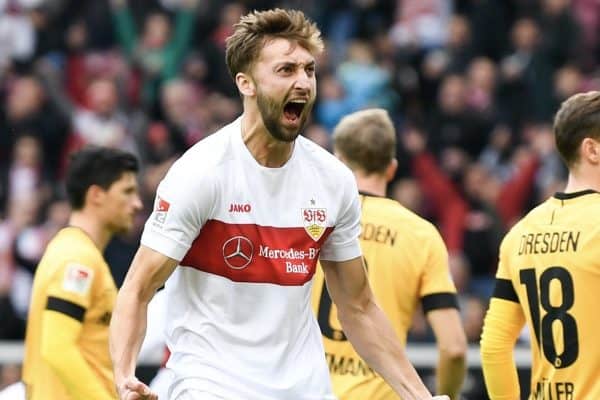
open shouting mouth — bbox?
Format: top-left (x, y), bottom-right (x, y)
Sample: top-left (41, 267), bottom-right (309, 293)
top-left (283, 99), bottom-right (307, 124)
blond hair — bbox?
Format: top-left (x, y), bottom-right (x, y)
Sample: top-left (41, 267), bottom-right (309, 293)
top-left (333, 109), bottom-right (396, 174)
top-left (225, 8), bottom-right (323, 79)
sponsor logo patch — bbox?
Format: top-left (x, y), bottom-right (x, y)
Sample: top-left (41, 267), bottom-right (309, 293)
top-left (302, 208), bottom-right (327, 241)
top-left (222, 236), bottom-right (254, 269)
top-left (62, 263), bottom-right (94, 295)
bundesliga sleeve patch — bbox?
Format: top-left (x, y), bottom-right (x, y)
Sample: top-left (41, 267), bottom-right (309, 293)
top-left (154, 196), bottom-right (171, 224)
top-left (62, 263), bottom-right (94, 295)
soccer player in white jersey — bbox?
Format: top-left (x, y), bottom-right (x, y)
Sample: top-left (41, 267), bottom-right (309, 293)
top-left (109, 8), bottom-right (449, 400)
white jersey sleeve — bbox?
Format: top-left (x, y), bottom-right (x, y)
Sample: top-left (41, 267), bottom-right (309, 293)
top-left (141, 156), bottom-right (217, 261)
top-left (319, 170), bottom-right (361, 262)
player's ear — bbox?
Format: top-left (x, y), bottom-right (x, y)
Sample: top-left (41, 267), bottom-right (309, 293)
top-left (582, 137), bottom-right (600, 164)
top-left (86, 184), bottom-right (107, 207)
top-left (385, 158), bottom-right (398, 183)
top-left (236, 72), bottom-right (256, 97)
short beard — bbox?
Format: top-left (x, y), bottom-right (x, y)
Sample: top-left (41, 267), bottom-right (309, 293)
top-left (256, 88), bottom-right (312, 143)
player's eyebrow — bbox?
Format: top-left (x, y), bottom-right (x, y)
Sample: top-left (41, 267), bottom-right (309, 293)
top-left (274, 60), bottom-right (316, 70)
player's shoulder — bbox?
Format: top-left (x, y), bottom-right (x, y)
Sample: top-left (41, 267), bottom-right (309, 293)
top-left (49, 228), bottom-right (99, 257)
top-left (296, 135), bottom-right (354, 182)
top-left (40, 228), bottom-right (106, 275)
top-left (507, 197), bottom-right (554, 237)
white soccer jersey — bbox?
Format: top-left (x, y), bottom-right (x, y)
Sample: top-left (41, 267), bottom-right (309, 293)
top-left (141, 117), bottom-right (362, 400)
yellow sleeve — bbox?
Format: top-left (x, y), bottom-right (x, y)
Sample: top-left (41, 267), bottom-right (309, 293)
top-left (419, 227), bottom-right (458, 313)
top-left (40, 261), bottom-right (115, 400)
top-left (480, 240), bottom-right (525, 400)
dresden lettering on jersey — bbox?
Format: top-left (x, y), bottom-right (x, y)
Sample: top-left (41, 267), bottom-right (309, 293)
top-left (531, 378), bottom-right (574, 400)
top-left (325, 352), bottom-right (375, 377)
top-left (518, 231), bottom-right (580, 255)
top-left (360, 223), bottom-right (397, 247)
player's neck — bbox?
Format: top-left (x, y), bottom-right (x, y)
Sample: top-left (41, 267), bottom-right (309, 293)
top-left (69, 211), bottom-right (113, 252)
top-left (354, 171), bottom-right (387, 197)
top-left (241, 112), bottom-right (294, 168)
top-left (563, 171), bottom-right (600, 194)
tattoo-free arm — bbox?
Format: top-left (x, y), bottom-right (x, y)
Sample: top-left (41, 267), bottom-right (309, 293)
top-left (109, 245), bottom-right (178, 399)
top-left (427, 308), bottom-right (467, 399)
top-left (320, 257), bottom-right (439, 400)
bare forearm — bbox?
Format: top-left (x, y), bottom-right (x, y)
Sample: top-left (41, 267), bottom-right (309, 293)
top-left (339, 301), bottom-right (432, 399)
top-left (436, 351), bottom-right (466, 400)
top-left (109, 289), bottom-right (149, 383)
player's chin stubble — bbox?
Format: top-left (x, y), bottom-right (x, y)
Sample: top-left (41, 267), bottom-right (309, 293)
top-left (256, 90), bottom-right (312, 143)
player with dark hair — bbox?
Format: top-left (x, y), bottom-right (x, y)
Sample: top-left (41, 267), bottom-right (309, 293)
top-left (22, 147), bottom-right (142, 400)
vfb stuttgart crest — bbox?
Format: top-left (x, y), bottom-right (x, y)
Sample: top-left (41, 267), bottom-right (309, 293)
top-left (302, 208), bottom-right (327, 241)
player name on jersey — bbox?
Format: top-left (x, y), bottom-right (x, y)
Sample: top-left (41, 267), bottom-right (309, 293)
top-left (532, 379), bottom-right (574, 400)
top-left (359, 222), bottom-right (398, 247)
top-left (518, 231), bottom-right (580, 255)
top-left (325, 352), bottom-right (376, 377)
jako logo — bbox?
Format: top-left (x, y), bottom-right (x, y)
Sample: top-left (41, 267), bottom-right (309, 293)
top-left (229, 203), bottom-right (251, 213)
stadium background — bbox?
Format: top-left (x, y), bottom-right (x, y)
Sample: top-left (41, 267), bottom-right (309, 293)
top-left (0, 0), bottom-right (596, 398)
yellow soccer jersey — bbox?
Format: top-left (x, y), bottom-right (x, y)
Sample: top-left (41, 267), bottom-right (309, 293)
top-left (486, 190), bottom-right (600, 400)
top-left (23, 227), bottom-right (118, 400)
top-left (311, 193), bottom-right (458, 400)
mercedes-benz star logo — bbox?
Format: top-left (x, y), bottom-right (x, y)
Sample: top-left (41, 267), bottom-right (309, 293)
top-left (222, 236), bottom-right (254, 270)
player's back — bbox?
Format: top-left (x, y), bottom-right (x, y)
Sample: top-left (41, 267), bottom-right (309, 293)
top-left (500, 191), bottom-right (600, 399)
top-left (23, 227), bottom-right (117, 399)
top-left (311, 193), bottom-right (456, 400)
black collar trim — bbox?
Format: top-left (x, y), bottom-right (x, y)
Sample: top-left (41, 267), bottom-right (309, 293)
top-left (359, 190), bottom-right (383, 198)
top-left (553, 190), bottom-right (599, 200)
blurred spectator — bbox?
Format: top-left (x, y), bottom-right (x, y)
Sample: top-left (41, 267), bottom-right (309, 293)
top-left (315, 72), bottom-right (358, 131)
top-left (1, 75), bottom-right (70, 180)
top-left (465, 57), bottom-right (497, 116)
top-left (0, 0), bottom-right (37, 72)
top-left (498, 17), bottom-right (554, 124)
top-left (0, 135), bottom-right (49, 213)
top-left (419, 13), bottom-right (473, 109)
top-left (337, 40), bottom-right (398, 112)
top-left (390, 0), bottom-right (452, 51)
top-left (156, 79), bottom-right (200, 148)
top-left (539, 0), bottom-right (581, 69)
top-left (0, 196), bottom-right (40, 339)
top-left (111, 0), bottom-right (198, 112)
top-left (428, 74), bottom-right (490, 158)
top-left (71, 78), bottom-right (137, 152)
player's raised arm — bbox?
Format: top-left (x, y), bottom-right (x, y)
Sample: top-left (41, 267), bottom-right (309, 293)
top-left (109, 246), bottom-right (178, 400)
top-left (320, 257), bottom-right (446, 400)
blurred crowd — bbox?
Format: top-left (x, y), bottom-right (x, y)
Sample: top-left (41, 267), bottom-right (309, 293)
top-left (1, 0), bottom-right (599, 390)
